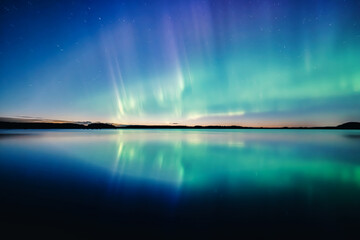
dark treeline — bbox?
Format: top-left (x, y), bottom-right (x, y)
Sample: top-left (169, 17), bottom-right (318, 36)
top-left (1, 121), bottom-right (360, 130)
top-left (0, 122), bottom-right (116, 129)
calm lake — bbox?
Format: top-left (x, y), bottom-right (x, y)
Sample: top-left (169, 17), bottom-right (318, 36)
top-left (1, 129), bottom-right (360, 238)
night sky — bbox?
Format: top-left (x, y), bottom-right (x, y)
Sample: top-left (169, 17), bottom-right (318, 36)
top-left (1, 0), bottom-right (360, 126)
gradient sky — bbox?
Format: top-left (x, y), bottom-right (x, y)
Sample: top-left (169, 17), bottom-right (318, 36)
top-left (1, 0), bottom-right (360, 126)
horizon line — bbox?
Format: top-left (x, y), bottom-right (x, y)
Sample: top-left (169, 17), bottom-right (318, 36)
top-left (1, 117), bottom-right (360, 129)
top-left (0, 115), bottom-right (355, 127)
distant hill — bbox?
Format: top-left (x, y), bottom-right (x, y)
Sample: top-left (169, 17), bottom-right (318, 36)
top-left (336, 122), bottom-right (360, 129)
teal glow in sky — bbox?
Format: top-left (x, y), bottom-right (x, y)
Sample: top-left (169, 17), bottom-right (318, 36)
top-left (0, 0), bottom-right (360, 126)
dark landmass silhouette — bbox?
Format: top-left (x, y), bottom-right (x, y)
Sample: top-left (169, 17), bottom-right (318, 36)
top-left (0, 120), bottom-right (360, 130)
top-left (336, 122), bottom-right (360, 129)
top-left (0, 121), bottom-right (86, 129)
top-left (87, 123), bottom-right (117, 129)
top-left (0, 121), bottom-right (116, 129)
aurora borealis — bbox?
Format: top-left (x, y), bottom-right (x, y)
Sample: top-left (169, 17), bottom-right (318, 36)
top-left (1, 0), bottom-right (360, 126)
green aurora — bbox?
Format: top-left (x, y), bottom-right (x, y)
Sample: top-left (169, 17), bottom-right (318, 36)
top-left (1, 1), bottom-right (360, 126)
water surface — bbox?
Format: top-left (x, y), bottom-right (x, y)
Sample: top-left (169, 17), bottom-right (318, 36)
top-left (1, 129), bottom-right (360, 238)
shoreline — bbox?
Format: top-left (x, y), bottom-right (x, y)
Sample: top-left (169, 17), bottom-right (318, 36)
top-left (1, 122), bottom-right (360, 130)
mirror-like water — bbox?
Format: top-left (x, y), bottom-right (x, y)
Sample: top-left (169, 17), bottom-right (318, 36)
top-left (1, 129), bottom-right (359, 237)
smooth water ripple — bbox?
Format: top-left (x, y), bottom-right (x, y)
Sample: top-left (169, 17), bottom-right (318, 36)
top-left (1, 129), bottom-right (360, 237)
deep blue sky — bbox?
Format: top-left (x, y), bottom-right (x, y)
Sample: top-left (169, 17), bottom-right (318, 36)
top-left (1, 0), bottom-right (360, 126)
